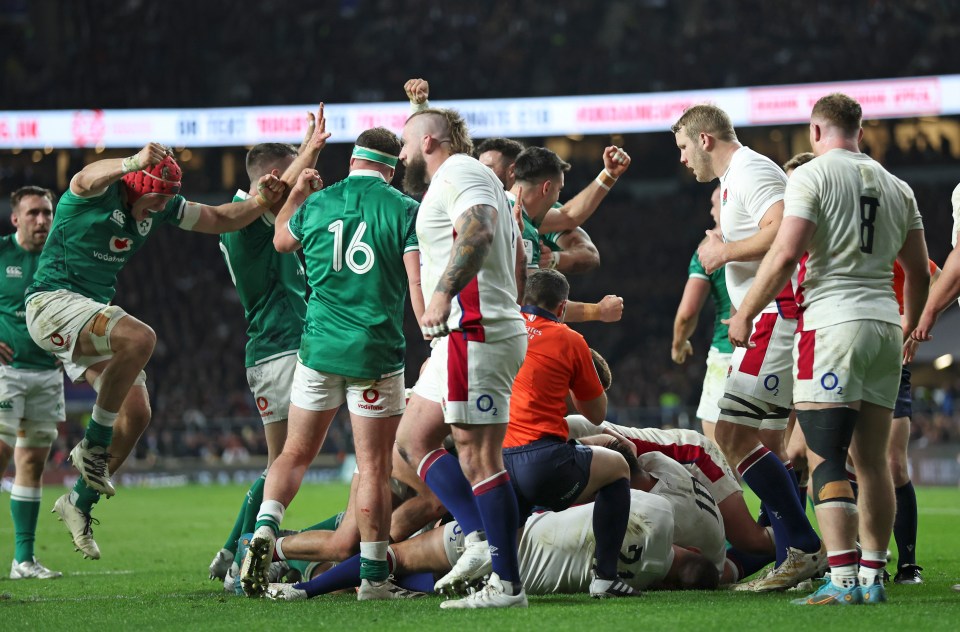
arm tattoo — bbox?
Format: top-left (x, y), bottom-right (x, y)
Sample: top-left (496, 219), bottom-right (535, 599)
top-left (435, 204), bottom-right (496, 297)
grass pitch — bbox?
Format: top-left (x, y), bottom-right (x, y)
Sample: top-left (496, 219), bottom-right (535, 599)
top-left (1, 482), bottom-right (958, 631)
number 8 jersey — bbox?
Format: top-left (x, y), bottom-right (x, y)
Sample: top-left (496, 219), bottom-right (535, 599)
top-left (785, 149), bottom-right (924, 330)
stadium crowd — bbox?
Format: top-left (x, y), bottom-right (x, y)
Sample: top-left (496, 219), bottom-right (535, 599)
top-left (1, 0), bottom-right (959, 110)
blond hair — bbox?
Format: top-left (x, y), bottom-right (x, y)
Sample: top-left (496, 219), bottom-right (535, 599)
top-left (408, 108), bottom-right (474, 156)
top-left (671, 105), bottom-right (737, 142)
top-left (782, 152), bottom-right (815, 172)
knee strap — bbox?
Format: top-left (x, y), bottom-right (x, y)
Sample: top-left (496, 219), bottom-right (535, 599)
top-left (88, 305), bottom-right (126, 356)
top-left (798, 408), bottom-right (858, 508)
top-left (16, 420), bottom-right (58, 449)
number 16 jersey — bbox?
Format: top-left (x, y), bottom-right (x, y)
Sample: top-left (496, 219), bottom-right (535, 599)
top-left (784, 149), bottom-right (923, 330)
top-left (288, 171), bottom-right (419, 379)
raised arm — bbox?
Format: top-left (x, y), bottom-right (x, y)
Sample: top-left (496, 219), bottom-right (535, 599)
top-left (185, 174), bottom-right (285, 235)
top-left (420, 204), bottom-right (496, 339)
top-left (273, 169), bottom-right (323, 253)
top-left (538, 146), bottom-right (631, 233)
top-left (70, 143), bottom-right (170, 198)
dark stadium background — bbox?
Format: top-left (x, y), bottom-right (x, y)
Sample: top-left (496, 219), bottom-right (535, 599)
top-left (0, 0), bottom-right (957, 482)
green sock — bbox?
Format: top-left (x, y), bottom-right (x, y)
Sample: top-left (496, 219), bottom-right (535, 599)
top-left (240, 472), bottom-right (267, 535)
top-left (360, 558), bottom-right (389, 581)
top-left (222, 495), bottom-right (248, 554)
top-left (359, 541), bottom-right (390, 582)
top-left (10, 486), bottom-right (41, 562)
top-left (85, 419), bottom-right (113, 448)
top-left (301, 512), bottom-right (346, 532)
top-left (71, 478), bottom-right (101, 514)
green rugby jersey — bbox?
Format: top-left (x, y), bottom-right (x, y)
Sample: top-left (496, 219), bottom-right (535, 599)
top-left (220, 192), bottom-right (307, 367)
top-left (509, 194), bottom-right (564, 269)
top-left (28, 182), bottom-right (186, 303)
top-left (688, 251), bottom-right (733, 353)
top-left (0, 235), bottom-right (57, 369)
top-left (288, 171), bottom-right (419, 379)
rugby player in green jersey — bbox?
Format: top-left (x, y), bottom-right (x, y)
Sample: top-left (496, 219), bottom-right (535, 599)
top-left (0, 186), bottom-right (63, 578)
top-left (24, 142), bottom-right (288, 559)
top-left (209, 110), bottom-right (332, 588)
top-left (509, 147), bottom-right (624, 323)
top-left (671, 186), bottom-right (733, 445)
top-left (241, 127), bottom-right (422, 600)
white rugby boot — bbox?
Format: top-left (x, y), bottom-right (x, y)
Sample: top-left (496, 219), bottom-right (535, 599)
top-left (439, 572), bottom-right (528, 609)
top-left (434, 530), bottom-right (492, 596)
top-left (10, 557), bottom-right (63, 580)
top-left (69, 439), bottom-right (116, 496)
top-left (52, 493), bottom-right (101, 560)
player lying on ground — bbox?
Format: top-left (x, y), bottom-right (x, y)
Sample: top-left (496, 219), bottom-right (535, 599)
top-left (263, 489), bottom-right (719, 600)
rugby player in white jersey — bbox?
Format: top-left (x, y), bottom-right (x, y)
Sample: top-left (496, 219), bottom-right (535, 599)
top-left (728, 93), bottom-right (929, 605)
top-left (264, 489), bottom-right (719, 600)
top-left (672, 105), bottom-right (823, 591)
top-left (566, 415), bottom-right (774, 562)
top-left (394, 107), bottom-right (528, 608)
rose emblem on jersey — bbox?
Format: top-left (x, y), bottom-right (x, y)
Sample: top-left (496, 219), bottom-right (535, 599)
top-left (722, 188), bottom-right (728, 206)
top-left (137, 217), bottom-right (153, 236)
top-left (109, 237), bottom-right (133, 253)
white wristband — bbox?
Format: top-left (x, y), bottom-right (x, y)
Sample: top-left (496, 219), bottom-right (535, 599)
top-left (548, 251), bottom-right (561, 269)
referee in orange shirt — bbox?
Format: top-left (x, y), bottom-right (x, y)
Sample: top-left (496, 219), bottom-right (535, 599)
top-left (503, 269), bottom-right (636, 598)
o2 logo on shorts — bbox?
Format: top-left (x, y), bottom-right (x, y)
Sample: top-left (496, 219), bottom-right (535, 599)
top-left (763, 374), bottom-right (780, 396)
top-left (362, 389), bottom-right (380, 404)
top-left (476, 394), bottom-right (498, 416)
top-left (820, 372), bottom-right (844, 396)
top-left (256, 397), bottom-right (269, 411)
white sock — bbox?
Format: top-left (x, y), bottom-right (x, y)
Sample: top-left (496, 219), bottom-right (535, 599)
top-left (256, 499), bottom-right (285, 533)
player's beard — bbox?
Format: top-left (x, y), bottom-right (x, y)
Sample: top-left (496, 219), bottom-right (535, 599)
top-left (402, 153), bottom-right (430, 196)
top-left (691, 148), bottom-right (714, 183)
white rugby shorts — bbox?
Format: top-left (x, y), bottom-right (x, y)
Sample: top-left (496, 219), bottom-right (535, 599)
top-left (246, 353), bottom-right (297, 425)
top-left (412, 332), bottom-right (526, 425)
top-left (793, 320), bottom-right (901, 408)
top-left (723, 312), bottom-right (795, 430)
top-left (696, 347), bottom-right (732, 423)
top-left (25, 290), bottom-right (117, 383)
top-left (290, 361), bottom-right (405, 418)
top-left (0, 366), bottom-right (64, 447)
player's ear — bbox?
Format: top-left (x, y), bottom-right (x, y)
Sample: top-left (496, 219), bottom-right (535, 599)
top-left (699, 132), bottom-right (713, 151)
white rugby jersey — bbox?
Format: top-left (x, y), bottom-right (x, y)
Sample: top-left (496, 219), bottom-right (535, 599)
top-left (416, 154), bottom-right (524, 342)
top-left (785, 149), bottom-right (924, 330)
top-left (718, 147), bottom-right (788, 312)
top-left (519, 490), bottom-right (675, 593)
top-left (565, 416), bottom-right (741, 503)
top-left (641, 451), bottom-right (727, 573)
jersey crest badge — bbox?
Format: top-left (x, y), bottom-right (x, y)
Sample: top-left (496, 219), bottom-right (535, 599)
top-left (109, 237), bottom-right (133, 253)
top-left (136, 217), bottom-right (153, 236)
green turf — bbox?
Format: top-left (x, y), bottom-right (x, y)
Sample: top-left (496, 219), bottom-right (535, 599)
top-left (1, 483), bottom-right (958, 631)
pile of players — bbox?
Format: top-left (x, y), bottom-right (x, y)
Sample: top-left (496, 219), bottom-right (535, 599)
top-left (2, 77), bottom-right (956, 609)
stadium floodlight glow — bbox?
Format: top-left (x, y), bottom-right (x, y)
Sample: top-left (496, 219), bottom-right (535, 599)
top-left (1, 74), bottom-right (958, 150)
top-left (934, 354), bottom-right (954, 370)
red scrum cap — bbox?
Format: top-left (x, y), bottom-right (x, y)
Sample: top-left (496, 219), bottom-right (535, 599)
top-left (122, 155), bottom-right (182, 205)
